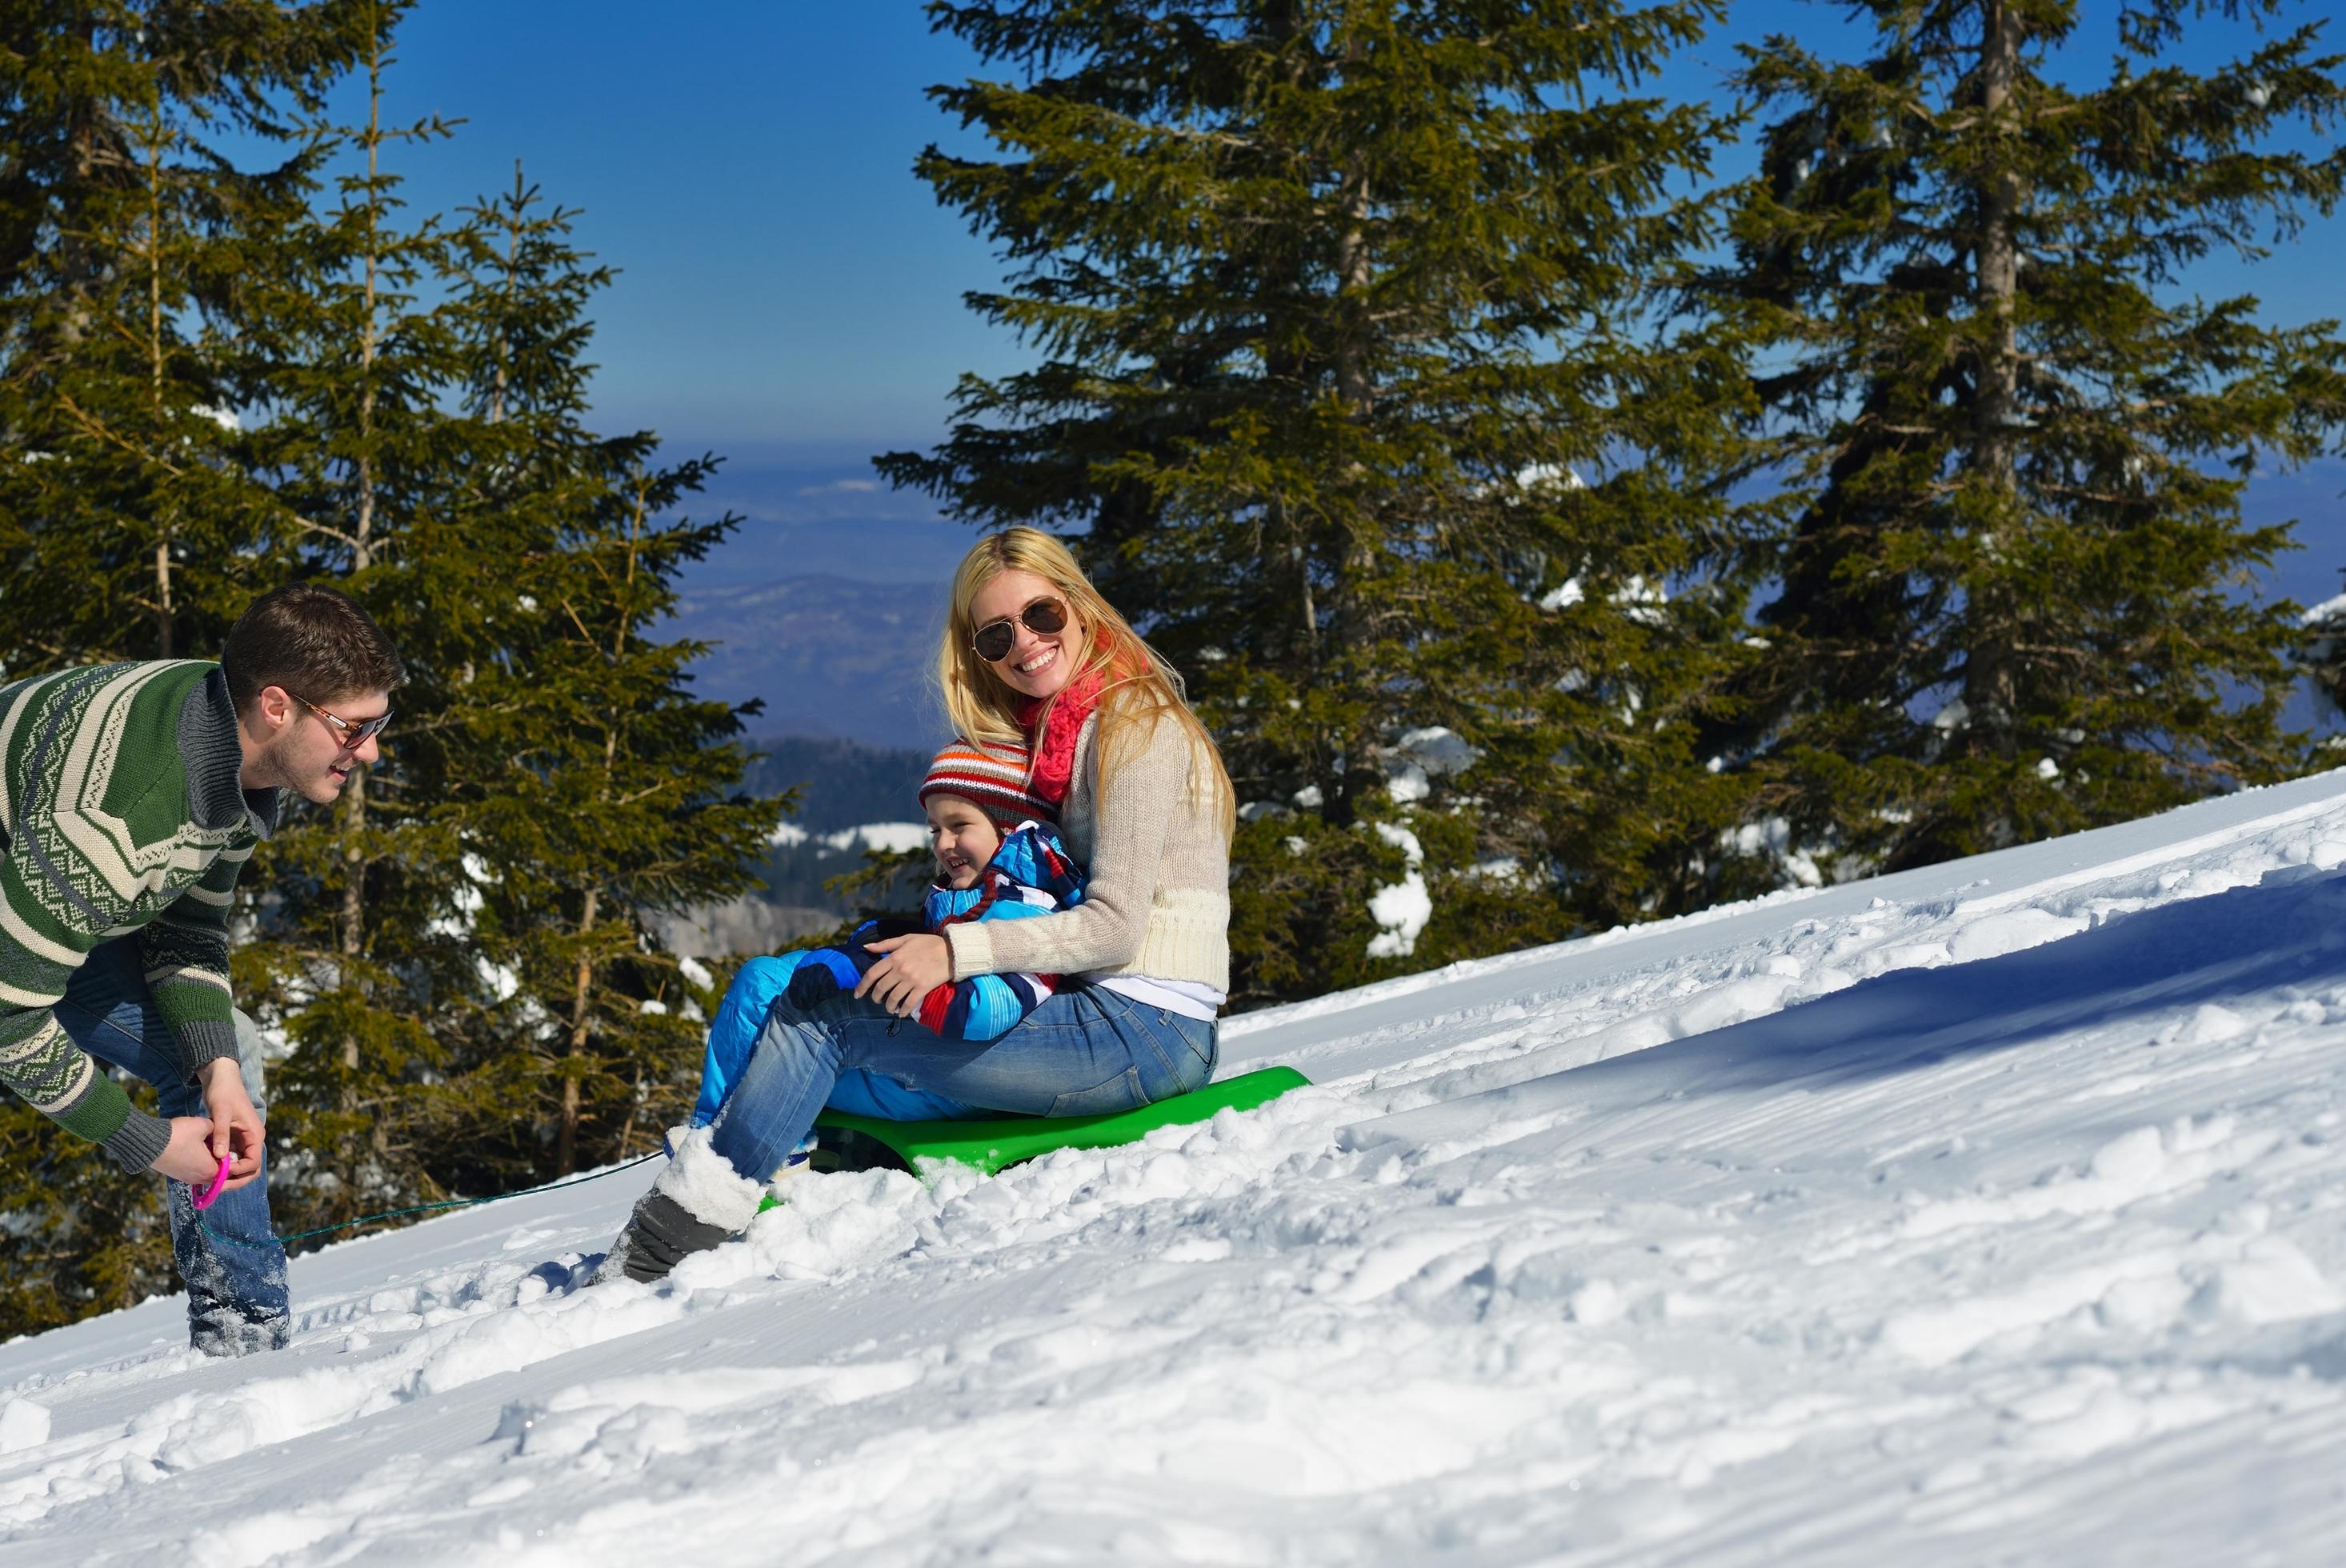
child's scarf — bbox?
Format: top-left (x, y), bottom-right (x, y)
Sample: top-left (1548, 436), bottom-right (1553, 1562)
top-left (1020, 667), bottom-right (1107, 810)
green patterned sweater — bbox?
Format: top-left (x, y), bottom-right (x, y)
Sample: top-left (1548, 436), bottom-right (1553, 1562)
top-left (0, 661), bottom-right (281, 1173)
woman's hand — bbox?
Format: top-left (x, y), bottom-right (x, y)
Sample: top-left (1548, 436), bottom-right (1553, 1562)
top-left (856, 933), bottom-right (954, 1018)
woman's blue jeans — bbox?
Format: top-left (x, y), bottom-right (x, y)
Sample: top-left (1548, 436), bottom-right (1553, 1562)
top-left (708, 982), bottom-right (1219, 1183)
top-left (54, 938), bottom-right (290, 1356)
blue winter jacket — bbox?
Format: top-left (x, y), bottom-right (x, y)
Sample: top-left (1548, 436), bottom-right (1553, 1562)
top-left (689, 822), bottom-right (1085, 1126)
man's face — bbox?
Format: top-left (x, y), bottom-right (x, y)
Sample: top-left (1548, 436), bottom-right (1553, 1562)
top-left (251, 686), bottom-right (391, 804)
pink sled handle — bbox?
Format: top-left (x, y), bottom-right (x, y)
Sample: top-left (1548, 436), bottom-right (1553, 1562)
top-left (192, 1153), bottom-right (232, 1211)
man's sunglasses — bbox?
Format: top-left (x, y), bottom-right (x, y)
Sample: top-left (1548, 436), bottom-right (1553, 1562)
top-left (284, 689), bottom-right (394, 751)
top-left (971, 597), bottom-right (1070, 664)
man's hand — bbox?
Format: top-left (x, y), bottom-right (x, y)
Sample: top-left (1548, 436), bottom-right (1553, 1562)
top-left (856, 933), bottom-right (953, 1018)
top-left (153, 1116), bottom-right (229, 1185)
top-left (193, 1058), bottom-right (265, 1190)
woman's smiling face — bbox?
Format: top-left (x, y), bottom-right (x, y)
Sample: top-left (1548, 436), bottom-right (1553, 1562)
top-left (970, 567), bottom-right (1084, 702)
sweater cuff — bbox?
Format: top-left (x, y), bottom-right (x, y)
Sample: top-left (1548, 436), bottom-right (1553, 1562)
top-left (101, 1106), bottom-right (173, 1175)
top-left (945, 921), bottom-right (995, 982)
top-left (170, 1018), bottom-right (240, 1083)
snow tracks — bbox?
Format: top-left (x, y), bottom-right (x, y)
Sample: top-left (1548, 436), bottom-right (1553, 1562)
top-left (5, 773), bottom-right (2346, 1562)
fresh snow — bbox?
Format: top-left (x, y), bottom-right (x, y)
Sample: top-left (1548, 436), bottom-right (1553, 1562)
top-left (1384, 726), bottom-right (1480, 806)
top-left (8, 774), bottom-right (2346, 1562)
top-left (823, 822), bottom-right (929, 855)
top-left (1365, 821), bottom-right (1432, 960)
top-left (767, 822), bottom-right (930, 856)
top-left (2303, 590), bottom-right (2346, 627)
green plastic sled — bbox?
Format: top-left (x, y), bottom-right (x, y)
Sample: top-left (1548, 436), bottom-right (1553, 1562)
top-left (755, 1066), bottom-right (1311, 1206)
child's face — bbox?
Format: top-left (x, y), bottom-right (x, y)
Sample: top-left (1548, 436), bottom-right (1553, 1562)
top-left (925, 794), bottom-right (1002, 890)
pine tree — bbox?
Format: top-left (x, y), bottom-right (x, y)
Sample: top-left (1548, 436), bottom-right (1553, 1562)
top-left (0, 0), bottom-right (380, 1336)
top-left (431, 171), bottom-right (774, 1180)
top-left (0, 104), bottom-right (285, 673)
top-left (0, 0), bottom-right (373, 671)
top-left (881, 0), bottom-right (1766, 1005)
top-left (0, 1082), bottom-right (174, 1336)
top-left (0, 4), bottom-right (778, 1323)
top-left (234, 16), bottom-right (494, 1226)
top-left (1691, 0), bottom-right (2346, 877)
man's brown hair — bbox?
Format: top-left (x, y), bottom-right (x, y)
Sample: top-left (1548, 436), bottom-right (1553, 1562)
top-left (222, 582), bottom-right (404, 716)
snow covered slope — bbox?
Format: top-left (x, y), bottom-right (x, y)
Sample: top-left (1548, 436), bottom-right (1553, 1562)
top-left (9, 773), bottom-right (2346, 1564)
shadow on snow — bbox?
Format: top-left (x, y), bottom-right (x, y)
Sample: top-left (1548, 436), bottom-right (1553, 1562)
top-left (1355, 862), bottom-right (2346, 1150)
top-left (1583, 862), bottom-right (2346, 1104)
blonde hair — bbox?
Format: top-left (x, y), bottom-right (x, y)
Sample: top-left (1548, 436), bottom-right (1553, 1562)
top-left (939, 528), bottom-right (1235, 844)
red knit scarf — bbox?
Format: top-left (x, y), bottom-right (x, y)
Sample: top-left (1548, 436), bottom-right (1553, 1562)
top-left (1019, 668), bottom-right (1106, 810)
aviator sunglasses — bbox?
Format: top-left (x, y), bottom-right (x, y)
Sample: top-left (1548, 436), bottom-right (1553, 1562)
top-left (971, 597), bottom-right (1070, 663)
top-left (284, 689), bottom-right (394, 752)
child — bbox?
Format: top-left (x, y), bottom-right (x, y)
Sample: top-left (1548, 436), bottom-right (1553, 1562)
top-left (600, 739), bottom-right (1083, 1285)
top-left (688, 736), bottom-right (1085, 1128)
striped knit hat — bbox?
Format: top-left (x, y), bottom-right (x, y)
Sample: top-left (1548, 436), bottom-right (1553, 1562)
top-left (919, 736), bottom-right (1054, 834)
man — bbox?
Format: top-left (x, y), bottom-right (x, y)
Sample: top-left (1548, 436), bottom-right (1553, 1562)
top-left (0, 582), bottom-right (399, 1355)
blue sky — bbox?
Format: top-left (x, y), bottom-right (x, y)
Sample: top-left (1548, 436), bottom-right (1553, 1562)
top-left (341, 2), bottom-right (1014, 450)
top-left (326, 2), bottom-right (2344, 599)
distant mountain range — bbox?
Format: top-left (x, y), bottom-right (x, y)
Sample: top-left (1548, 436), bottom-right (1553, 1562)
top-left (739, 734), bottom-right (932, 834)
top-left (653, 442), bottom-right (984, 750)
top-left (655, 732), bottom-right (936, 958)
top-left (662, 454), bottom-right (2346, 752)
top-left (669, 574), bottom-right (953, 750)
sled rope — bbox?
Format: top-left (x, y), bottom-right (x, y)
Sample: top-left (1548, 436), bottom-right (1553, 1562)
top-left (195, 1150), bottom-right (664, 1250)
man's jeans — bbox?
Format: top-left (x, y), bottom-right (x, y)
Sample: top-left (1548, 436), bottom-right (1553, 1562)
top-left (54, 938), bottom-right (290, 1357)
top-left (710, 982), bottom-right (1219, 1184)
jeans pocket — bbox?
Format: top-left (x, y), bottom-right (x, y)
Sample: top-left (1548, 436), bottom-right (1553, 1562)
top-left (1191, 1023), bottom-right (1219, 1082)
top-left (1047, 1066), bottom-right (1147, 1118)
top-left (1154, 1013), bottom-right (1215, 1087)
top-left (1154, 1017), bottom-right (1215, 1090)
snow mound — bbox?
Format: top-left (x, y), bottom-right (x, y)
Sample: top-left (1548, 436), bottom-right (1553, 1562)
top-left (7, 773), bottom-right (2346, 1562)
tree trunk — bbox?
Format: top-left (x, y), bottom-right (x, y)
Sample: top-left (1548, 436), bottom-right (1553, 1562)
top-left (146, 122), bottom-right (173, 659)
top-left (153, 541), bottom-right (173, 658)
top-left (55, 22), bottom-right (102, 348)
top-left (340, 47), bottom-right (386, 1081)
top-left (554, 491), bottom-right (646, 1171)
top-left (490, 162), bottom-right (520, 425)
top-left (1323, 84), bottom-right (1382, 829)
top-left (1964, 0), bottom-right (2026, 760)
top-left (558, 884), bottom-right (597, 1177)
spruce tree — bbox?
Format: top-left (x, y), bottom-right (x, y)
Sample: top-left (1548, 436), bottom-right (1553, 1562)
top-left (234, 18), bottom-right (494, 1225)
top-left (0, 2), bottom-right (778, 1322)
top-left (0, 102), bottom-right (287, 672)
top-left (0, 94), bottom-right (283, 1330)
top-left (882, 0), bottom-right (1765, 1005)
top-left (433, 171), bottom-right (774, 1180)
top-left (1691, 0), bottom-right (2346, 877)
top-left (0, 1083), bottom-right (174, 1336)
top-left (0, 0), bottom-right (373, 670)
top-left (0, 0), bottom-right (380, 1334)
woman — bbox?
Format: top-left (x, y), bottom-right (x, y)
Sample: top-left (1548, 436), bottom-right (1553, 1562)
top-left (602, 527), bottom-right (1235, 1282)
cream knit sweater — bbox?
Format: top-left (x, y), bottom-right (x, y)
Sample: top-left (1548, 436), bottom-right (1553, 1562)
top-left (943, 706), bottom-right (1231, 994)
